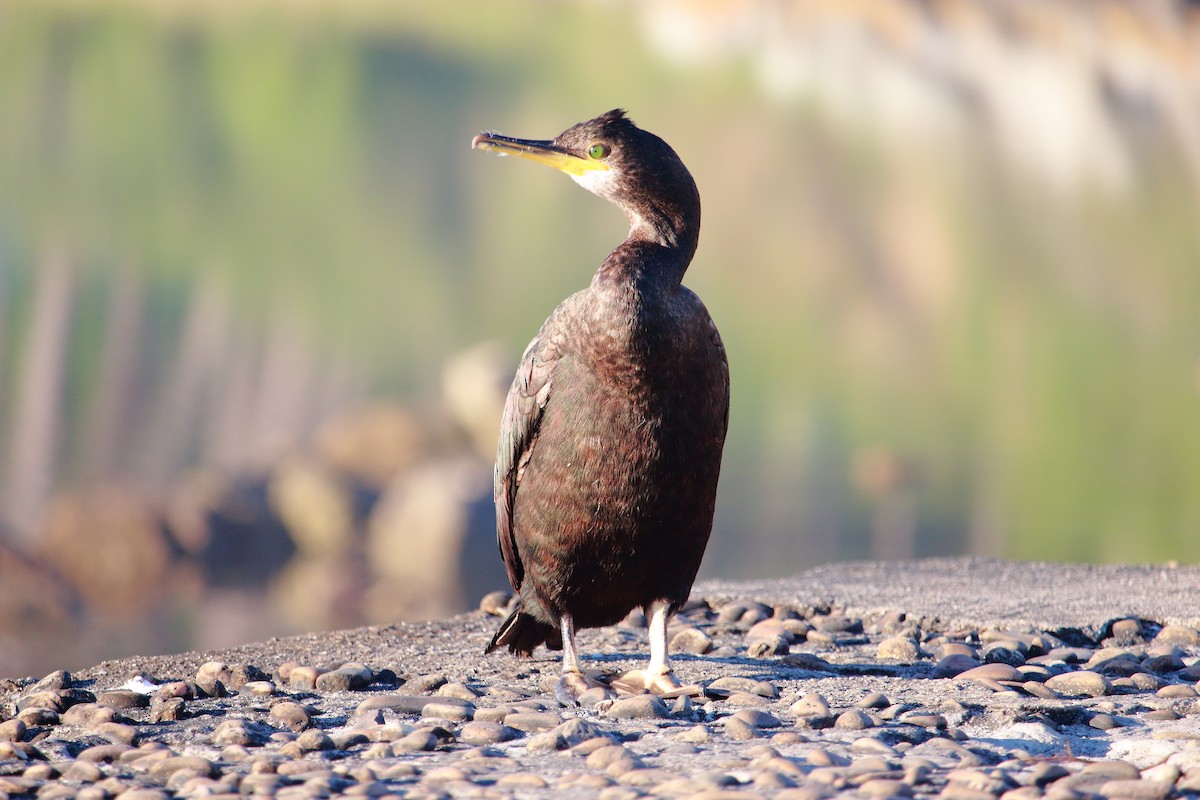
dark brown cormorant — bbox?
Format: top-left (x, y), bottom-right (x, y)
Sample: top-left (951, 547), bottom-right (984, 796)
top-left (471, 109), bottom-right (728, 700)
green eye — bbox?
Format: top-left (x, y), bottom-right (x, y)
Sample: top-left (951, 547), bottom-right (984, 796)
top-left (587, 143), bottom-right (610, 160)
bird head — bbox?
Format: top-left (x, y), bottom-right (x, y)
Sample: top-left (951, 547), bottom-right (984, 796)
top-left (472, 109), bottom-right (699, 251)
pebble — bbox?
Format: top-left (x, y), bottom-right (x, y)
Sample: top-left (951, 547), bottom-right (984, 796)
top-left (813, 613), bottom-right (861, 633)
top-left (1087, 647), bottom-right (1138, 669)
top-left (877, 636), bottom-right (920, 660)
top-left (19, 707), bottom-right (59, 726)
top-left (732, 709), bottom-right (782, 728)
top-left (706, 676), bottom-right (779, 698)
top-left (77, 743), bottom-right (133, 763)
top-left (670, 627), bottom-right (714, 654)
top-left (860, 777), bottom-right (911, 796)
top-left (746, 618), bottom-right (794, 642)
top-left (1078, 760), bottom-right (1139, 781)
top-left (458, 720), bottom-right (516, 745)
top-left (934, 654), bottom-right (982, 677)
top-left (1108, 617), bottom-right (1144, 643)
top-left (32, 670), bottom-right (73, 692)
top-left (479, 590), bottom-right (512, 615)
top-left (242, 679), bottom-right (277, 696)
top-left (496, 771), bottom-right (549, 787)
top-left (1129, 672), bottom-right (1164, 691)
top-left (10, 591), bottom-right (1200, 800)
top-left (937, 642), bottom-right (978, 658)
top-left (1044, 670), bottom-right (1111, 697)
top-left (96, 690), bottom-right (149, 710)
top-left (437, 681), bottom-right (481, 701)
top-left (422, 700), bottom-right (475, 721)
top-left (150, 697), bottom-right (186, 723)
top-left (392, 729), bottom-right (437, 752)
top-left (1022, 680), bottom-right (1059, 700)
top-left (61, 702), bottom-right (114, 726)
top-left (213, 718), bottom-right (268, 747)
top-left (1142, 650), bottom-right (1185, 672)
top-left (856, 692), bottom-right (891, 709)
top-left (1143, 764), bottom-right (1181, 785)
top-left (747, 634), bottom-right (790, 657)
top-left (942, 785), bottom-right (1002, 800)
top-left (405, 673), bottom-right (448, 693)
top-left (0, 719), bottom-right (27, 742)
top-left (675, 725), bottom-right (712, 743)
top-left (529, 718), bottom-right (607, 751)
top-left (269, 701), bottom-right (313, 732)
top-left (504, 711), bottom-right (564, 731)
top-left (983, 644), bottom-right (1027, 666)
top-left (720, 714), bottom-right (758, 743)
top-left (1143, 708), bottom-right (1181, 721)
top-left (17, 691), bottom-right (65, 712)
top-left (781, 652), bottom-right (837, 672)
top-left (834, 709), bottom-right (875, 730)
top-left (63, 760), bottom-right (104, 783)
top-left (606, 694), bottom-right (670, 719)
top-left (1025, 762), bottom-right (1070, 786)
top-left (356, 693), bottom-right (469, 716)
top-left (957, 663), bottom-right (1024, 683)
top-left (586, 744), bottom-right (638, 770)
top-left (725, 690), bottom-right (769, 706)
top-left (1153, 624), bottom-right (1200, 646)
top-left (899, 712), bottom-right (947, 729)
top-left (293, 729), bottom-right (335, 752)
top-left (1099, 779), bottom-right (1173, 800)
top-left (287, 665), bottom-right (322, 691)
top-left (316, 664), bottom-right (374, 692)
top-left (96, 722), bottom-right (139, 745)
top-left (144, 756), bottom-right (219, 778)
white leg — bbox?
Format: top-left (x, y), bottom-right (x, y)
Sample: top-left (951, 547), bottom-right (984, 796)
top-left (611, 599), bottom-right (695, 697)
top-left (560, 613), bottom-right (581, 674)
top-left (555, 613), bottom-right (608, 705)
top-left (646, 599), bottom-right (672, 677)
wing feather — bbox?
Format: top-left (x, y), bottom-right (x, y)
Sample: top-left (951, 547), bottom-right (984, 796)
top-left (494, 322), bottom-right (561, 592)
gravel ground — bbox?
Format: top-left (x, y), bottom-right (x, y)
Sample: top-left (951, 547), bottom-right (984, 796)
top-left (3, 557), bottom-right (1200, 799)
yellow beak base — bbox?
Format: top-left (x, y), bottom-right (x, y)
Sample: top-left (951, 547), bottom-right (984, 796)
top-left (471, 132), bottom-right (610, 177)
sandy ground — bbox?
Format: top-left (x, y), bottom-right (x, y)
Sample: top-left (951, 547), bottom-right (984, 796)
top-left (4, 557), bottom-right (1200, 798)
top-left (698, 557), bottom-right (1200, 634)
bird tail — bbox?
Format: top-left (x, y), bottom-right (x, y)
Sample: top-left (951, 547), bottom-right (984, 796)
top-left (485, 606), bottom-right (561, 656)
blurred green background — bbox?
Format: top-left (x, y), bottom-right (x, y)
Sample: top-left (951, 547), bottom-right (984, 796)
top-left (2, 0), bottom-right (1199, 676)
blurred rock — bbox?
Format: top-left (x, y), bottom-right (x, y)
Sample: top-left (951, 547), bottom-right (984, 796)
top-left (168, 473), bottom-right (295, 589)
top-left (441, 342), bottom-right (512, 460)
top-left (270, 553), bottom-right (369, 631)
top-left (4, 356), bottom-right (518, 676)
top-left (268, 458), bottom-right (357, 557)
top-left (366, 457), bottom-right (506, 621)
top-left (35, 487), bottom-right (173, 613)
top-left (0, 541), bottom-right (77, 633)
top-left (315, 404), bottom-right (429, 488)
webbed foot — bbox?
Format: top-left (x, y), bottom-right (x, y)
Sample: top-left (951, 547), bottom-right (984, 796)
top-left (555, 670), bottom-right (615, 706)
top-left (610, 668), bottom-right (701, 698)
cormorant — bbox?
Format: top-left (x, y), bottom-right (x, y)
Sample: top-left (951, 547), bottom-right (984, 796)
top-left (471, 109), bottom-right (728, 700)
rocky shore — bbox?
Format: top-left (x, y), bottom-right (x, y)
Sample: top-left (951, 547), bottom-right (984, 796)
top-left (3, 558), bottom-right (1200, 799)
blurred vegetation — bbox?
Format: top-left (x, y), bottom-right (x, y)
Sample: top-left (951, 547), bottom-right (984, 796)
top-left (1, 0), bottom-right (1200, 672)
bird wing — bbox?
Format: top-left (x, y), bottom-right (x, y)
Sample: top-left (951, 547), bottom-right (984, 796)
top-left (494, 317), bottom-right (562, 593)
top-left (712, 314), bottom-right (731, 438)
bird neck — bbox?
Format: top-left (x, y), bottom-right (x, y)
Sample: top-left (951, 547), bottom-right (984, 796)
top-left (593, 237), bottom-right (695, 294)
top-left (594, 183), bottom-right (700, 290)
top-left (624, 195), bottom-right (699, 252)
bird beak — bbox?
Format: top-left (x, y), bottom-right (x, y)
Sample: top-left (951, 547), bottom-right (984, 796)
top-left (471, 132), bottom-right (610, 178)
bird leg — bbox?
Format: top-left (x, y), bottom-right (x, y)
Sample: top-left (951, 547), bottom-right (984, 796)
top-left (612, 600), bottom-right (701, 697)
top-left (554, 613), bottom-right (611, 705)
